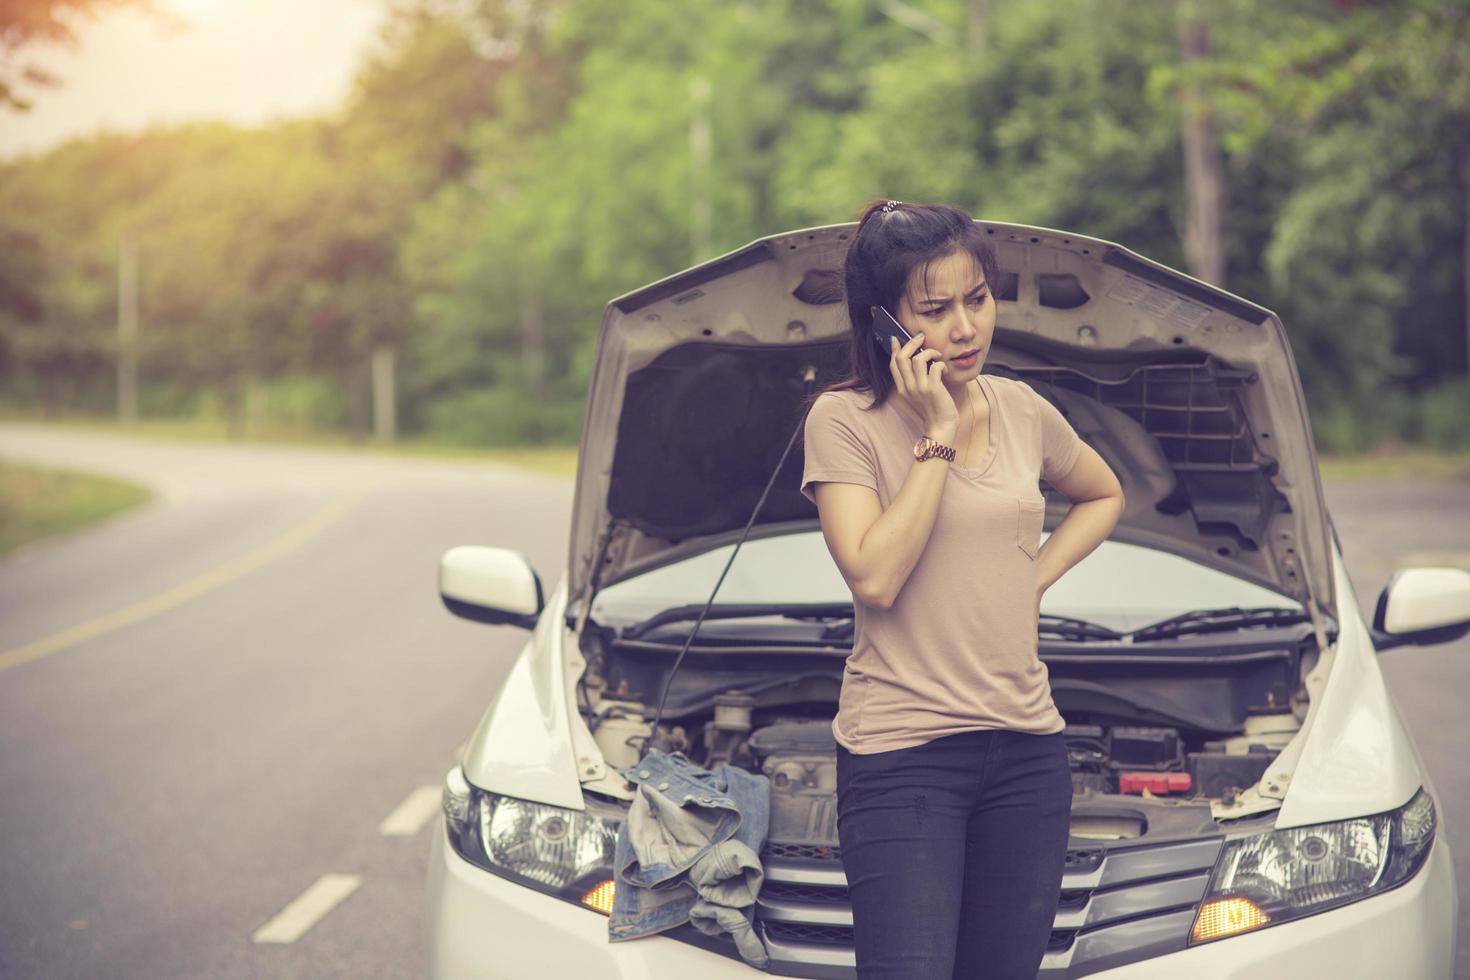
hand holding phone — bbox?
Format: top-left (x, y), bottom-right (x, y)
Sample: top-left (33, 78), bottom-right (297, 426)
top-left (871, 305), bottom-right (957, 437)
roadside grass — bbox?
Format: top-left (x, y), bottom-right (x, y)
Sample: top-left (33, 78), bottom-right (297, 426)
top-left (1317, 446), bottom-right (1470, 483)
top-left (0, 459), bottom-right (153, 556)
top-left (0, 412), bottom-right (581, 478)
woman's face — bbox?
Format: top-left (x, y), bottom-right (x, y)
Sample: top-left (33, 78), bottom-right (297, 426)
top-left (895, 248), bottom-right (996, 394)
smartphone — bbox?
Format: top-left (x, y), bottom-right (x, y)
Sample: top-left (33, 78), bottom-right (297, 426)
top-left (870, 304), bottom-right (923, 356)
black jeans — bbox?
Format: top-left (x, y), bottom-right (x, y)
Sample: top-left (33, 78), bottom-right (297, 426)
top-left (835, 729), bottom-right (1073, 979)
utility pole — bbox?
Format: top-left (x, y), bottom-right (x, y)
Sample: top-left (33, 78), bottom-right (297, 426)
top-left (117, 229), bottom-right (139, 422)
top-left (689, 76), bottom-right (713, 264)
top-left (371, 344), bottom-right (397, 442)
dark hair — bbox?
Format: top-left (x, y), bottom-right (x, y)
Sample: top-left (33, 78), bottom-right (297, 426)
top-left (804, 199), bottom-right (1000, 413)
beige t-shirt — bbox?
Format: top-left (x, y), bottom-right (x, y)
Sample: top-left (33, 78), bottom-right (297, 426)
top-left (800, 374), bottom-right (1085, 754)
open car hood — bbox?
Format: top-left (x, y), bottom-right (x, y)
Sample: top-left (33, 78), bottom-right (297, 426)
top-left (564, 221), bottom-right (1338, 643)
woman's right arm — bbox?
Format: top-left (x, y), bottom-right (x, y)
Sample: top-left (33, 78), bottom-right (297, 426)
top-left (813, 333), bottom-right (958, 610)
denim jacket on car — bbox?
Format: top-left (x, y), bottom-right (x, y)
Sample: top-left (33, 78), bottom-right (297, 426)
top-left (607, 748), bottom-right (771, 967)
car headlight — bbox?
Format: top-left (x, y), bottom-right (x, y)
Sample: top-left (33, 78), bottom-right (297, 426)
top-left (1191, 786), bottom-right (1437, 944)
top-left (441, 766), bottom-right (622, 913)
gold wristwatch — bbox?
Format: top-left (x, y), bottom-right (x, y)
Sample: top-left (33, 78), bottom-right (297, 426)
top-left (913, 435), bottom-right (957, 463)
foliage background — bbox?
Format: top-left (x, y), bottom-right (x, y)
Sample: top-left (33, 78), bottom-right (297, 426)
top-left (1, 0), bottom-right (1466, 452)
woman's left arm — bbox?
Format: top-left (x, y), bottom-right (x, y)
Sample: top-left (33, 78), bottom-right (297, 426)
top-left (1035, 443), bottom-right (1125, 599)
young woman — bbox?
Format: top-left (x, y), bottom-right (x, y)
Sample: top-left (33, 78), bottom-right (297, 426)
top-left (799, 200), bottom-right (1125, 979)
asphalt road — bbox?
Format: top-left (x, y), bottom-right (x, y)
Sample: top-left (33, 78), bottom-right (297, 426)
top-left (0, 425), bottom-right (574, 980)
top-left (0, 423), bottom-right (1466, 979)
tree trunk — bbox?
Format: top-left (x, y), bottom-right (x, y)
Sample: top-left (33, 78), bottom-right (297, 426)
top-left (968, 0), bottom-right (989, 53)
top-left (344, 357), bottom-right (368, 441)
top-left (1177, 3), bottom-right (1226, 286)
top-left (223, 372), bottom-right (245, 440)
top-left (245, 375), bottom-right (267, 437)
top-left (1461, 151), bottom-right (1470, 375)
top-left (689, 76), bottom-right (713, 264)
top-left (521, 293), bottom-right (545, 398)
top-left (116, 230), bottom-right (139, 422)
top-left (40, 369), bottom-right (60, 419)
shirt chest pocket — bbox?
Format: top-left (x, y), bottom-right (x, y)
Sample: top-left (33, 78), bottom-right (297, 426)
top-left (1016, 498), bottom-right (1045, 560)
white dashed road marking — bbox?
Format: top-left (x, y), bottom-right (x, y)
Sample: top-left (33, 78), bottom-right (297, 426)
top-left (252, 874), bottom-right (362, 945)
top-left (378, 786), bottom-right (443, 837)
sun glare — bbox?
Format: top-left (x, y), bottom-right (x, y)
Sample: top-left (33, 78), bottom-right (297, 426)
top-left (165, 0), bottom-right (239, 19)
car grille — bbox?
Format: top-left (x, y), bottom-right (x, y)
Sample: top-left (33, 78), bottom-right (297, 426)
top-left (754, 837), bottom-right (1223, 979)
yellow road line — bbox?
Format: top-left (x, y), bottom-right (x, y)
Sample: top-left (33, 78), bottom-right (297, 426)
top-left (0, 493), bottom-right (361, 674)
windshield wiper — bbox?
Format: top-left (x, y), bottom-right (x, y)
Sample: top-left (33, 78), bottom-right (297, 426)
top-left (621, 605), bottom-right (1305, 646)
top-left (618, 602), bottom-right (854, 640)
top-left (821, 618), bottom-right (855, 642)
top-left (1127, 605), bottom-right (1310, 643)
top-left (824, 613), bottom-right (1120, 644)
top-left (1038, 615), bottom-right (1123, 641)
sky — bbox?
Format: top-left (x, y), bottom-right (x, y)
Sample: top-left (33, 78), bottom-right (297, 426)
top-left (0, 0), bottom-right (391, 161)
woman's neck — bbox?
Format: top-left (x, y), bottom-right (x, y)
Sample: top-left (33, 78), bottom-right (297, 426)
top-left (943, 377), bottom-right (978, 411)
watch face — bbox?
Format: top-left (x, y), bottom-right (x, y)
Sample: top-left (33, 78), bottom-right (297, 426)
top-left (913, 436), bottom-right (929, 460)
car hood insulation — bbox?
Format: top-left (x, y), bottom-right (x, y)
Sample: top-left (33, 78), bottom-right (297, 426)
top-left (564, 222), bottom-right (1338, 651)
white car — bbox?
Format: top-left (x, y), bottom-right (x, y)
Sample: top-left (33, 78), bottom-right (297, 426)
top-left (425, 221), bottom-right (1468, 978)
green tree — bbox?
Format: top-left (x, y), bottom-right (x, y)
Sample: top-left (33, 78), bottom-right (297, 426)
top-left (306, 3), bottom-right (502, 437)
top-left (1181, 0), bottom-right (1470, 445)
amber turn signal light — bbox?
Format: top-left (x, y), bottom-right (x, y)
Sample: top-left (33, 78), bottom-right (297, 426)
top-left (1191, 896), bottom-right (1270, 943)
top-left (580, 879), bottom-right (616, 915)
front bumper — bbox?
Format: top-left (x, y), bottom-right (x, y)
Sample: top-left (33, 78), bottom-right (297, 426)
top-left (426, 817), bottom-right (1457, 979)
top-left (426, 819), bottom-right (759, 979)
top-left (1090, 834), bottom-right (1457, 979)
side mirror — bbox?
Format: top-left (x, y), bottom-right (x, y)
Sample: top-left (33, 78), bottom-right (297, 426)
top-left (439, 545), bottom-right (544, 630)
top-left (1371, 566), bottom-right (1470, 652)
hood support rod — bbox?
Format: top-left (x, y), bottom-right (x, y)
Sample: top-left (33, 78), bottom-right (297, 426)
top-left (568, 518), bottom-right (627, 636)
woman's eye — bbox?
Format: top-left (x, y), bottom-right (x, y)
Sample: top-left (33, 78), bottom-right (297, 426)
top-left (921, 308), bottom-right (944, 317)
top-left (968, 293), bottom-right (989, 305)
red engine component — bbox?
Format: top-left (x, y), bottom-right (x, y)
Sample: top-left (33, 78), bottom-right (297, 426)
top-left (1118, 771), bottom-right (1193, 795)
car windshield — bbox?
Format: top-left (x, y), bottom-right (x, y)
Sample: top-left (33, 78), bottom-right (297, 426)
top-left (591, 529), bottom-right (1303, 635)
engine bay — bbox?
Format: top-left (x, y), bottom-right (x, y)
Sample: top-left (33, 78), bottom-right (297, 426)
top-left (575, 623), bottom-right (1315, 841)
